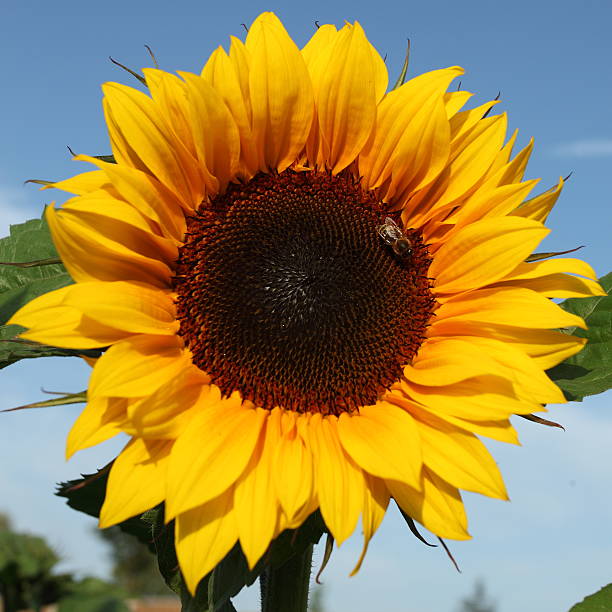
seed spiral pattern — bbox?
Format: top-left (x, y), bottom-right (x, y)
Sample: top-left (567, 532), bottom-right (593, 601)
top-left (174, 171), bottom-right (436, 415)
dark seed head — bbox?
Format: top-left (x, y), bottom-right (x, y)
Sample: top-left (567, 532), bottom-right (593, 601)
top-left (173, 170), bottom-right (436, 416)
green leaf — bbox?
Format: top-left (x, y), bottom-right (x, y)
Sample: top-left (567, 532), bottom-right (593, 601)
top-left (568, 583), bottom-right (612, 611)
top-left (547, 272), bottom-right (612, 401)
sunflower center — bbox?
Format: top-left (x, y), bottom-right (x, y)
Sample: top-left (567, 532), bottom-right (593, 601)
top-left (174, 171), bottom-right (435, 415)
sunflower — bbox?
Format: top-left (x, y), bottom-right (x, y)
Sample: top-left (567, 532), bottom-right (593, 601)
top-left (9, 12), bottom-right (604, 592)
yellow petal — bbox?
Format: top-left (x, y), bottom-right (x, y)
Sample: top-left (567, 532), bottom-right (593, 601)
top-left (435, 287), bottom-right (586, 330)
top-left (443, 90), bottom-right (473, 118)
top-left (338, 403), bottom-right (422, 489)
top-left (66, 397), bottom-right (127, 459)
top-left (175, 492), bottom-right (238, 594)
top-left (246, 12), bottom-right (314, 172)
top-left (415, 418), bottom-right (508, 499)
top-left (234, 409), bottom-right (282, 568)
top-left (430, 216), bottom-right (550, 294)
top-left (309, 414), bottom-right (363, 544)
top-left (431, 317), bottom-right (588, 373)
top-left (274, 415), bottom-right (314, 523)
top-left (202, 46), bottom-right (259, 177)
top-left (350, 473), bottom-right (389, 576)
top-left (100, 438), bottom-right (171, 527)
top-left (47, 201), bottom-right (174, 288)
top-left (305, 22), bottom-right (380, 172)
top-left (178, 71), bottom-right (241, 190)
top-left (103, 82), bottom-right (202, 206)
top-left (47, 170), bottom-right (109, 195)
top-left (88, 334), bottom-right (190, 398)
top-left (359, 67), bottom-right (461, 192)
top-left (404, 337), bottom-right (511, 386)
top-left (166, 400), bottom-right (267, 519)
top-left (512, 177), bottom-right (563, 223)
top-left (125, 367), bottom-right (213, 439)
top-left (7, 285), bottom-right (130, 349)
top-left (75, 154), bottom-right (186, 241)
top-left (387, 468), bottom-right (470, 540)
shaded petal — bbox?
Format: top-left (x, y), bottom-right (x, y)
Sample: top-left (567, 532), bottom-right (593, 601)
top-left (175, 492), bottom-right (238, 595)
top-left (202, 46), bottom-right (259, 176)
top-left (75, 155), bottom-right (186, 241)
top-left (359, 67), bottom-right (461, 193)
top-left (47, 200), bottom-right (175, 288)
top-left (8, 285), bottom-right (134, 349)
top-left (103, 82), bottom-right (202, 206)
top-left (178, 71), bottom-right (241, 190)
top-left (100, 438), bottom-right (172, 527)
top-left (305, 22), bottom-right (381, 172)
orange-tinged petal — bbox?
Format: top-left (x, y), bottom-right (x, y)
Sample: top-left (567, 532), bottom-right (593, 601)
top-left (166, 400), bottom-right (267, 519)
top-left (359, 67), bottom-right (461, 192)
top-left (305, 22), bottom-right (380, 172)
top-left (338, 403), bottom-right (422, 489)
top-left (66, 397), bottom-right (127, 459)
top-left (387, 468), bottom-right (470, 540)
top-left (245, 12), bottom-right (314, 172)
top-left (202, 46), bottom-right (258, 176)
top-left (309, 414), bottom-right (364, 544)
top-left (234, 409), bottom-right (282, 568)
top-left (103, 82), bottom-right (202, 206)
top-left (100, 438), bottom-right (172, 527)
top-left (430, 217), bottom-right (550, 294)
top-left (47, 200), bottom-right (175, 288)
top-left (179, 71), bottom-right (241, 190)
top-left (75, 155), bottom-right (186, 241)
top-left (175, 492), bottom-right (238, 595)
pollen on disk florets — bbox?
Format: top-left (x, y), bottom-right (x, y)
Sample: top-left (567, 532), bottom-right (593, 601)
top-left (173, 170), bottom-right (436, 415)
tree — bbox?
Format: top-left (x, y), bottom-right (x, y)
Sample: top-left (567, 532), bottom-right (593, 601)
top-left (458, 580), bottom-right (497, 612)
top-left (95, 526), bottom-right (171, 596)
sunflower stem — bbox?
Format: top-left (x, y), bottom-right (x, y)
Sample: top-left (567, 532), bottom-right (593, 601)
top-left (259, 544), bottom-right (313, 612)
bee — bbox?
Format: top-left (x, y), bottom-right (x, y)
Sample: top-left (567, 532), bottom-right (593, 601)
top-left (377, 217), bottom-right (412, 259)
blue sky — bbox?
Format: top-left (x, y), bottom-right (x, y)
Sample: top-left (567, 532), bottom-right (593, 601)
top-left (1, 1), bottom-right (611, 610)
